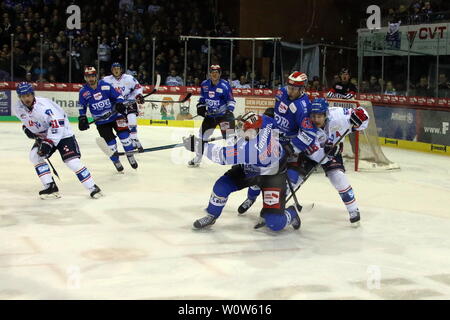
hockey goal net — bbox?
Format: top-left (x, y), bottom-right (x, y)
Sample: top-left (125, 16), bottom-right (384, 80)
top-left (327, 99), bottom-right (400, 171)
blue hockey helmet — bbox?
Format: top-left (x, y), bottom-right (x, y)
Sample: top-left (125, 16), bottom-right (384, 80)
top-left (16, 82), bottom-right (34, 96)
top-left (311, 98), bottom-right (329, 115)
top-left (111, 62), bottom-right (122, 69)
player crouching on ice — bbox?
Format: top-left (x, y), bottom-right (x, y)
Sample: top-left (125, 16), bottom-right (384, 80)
top-left (299, 98), bottom-right (369, 227)
top-left (13, 82), bottom-right (102, 199)
top-left (183, 111), bottom-right (301, 232)
top-left (78, 66), bottom-right (138, 172)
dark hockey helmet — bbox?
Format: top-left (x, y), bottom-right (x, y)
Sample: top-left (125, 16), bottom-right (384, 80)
top-left (111, 62), bottom-right (123, 69)
top-left (310, 98), bottom-right (329, 115)
top-left (16, 82), bottom-right (34, 96)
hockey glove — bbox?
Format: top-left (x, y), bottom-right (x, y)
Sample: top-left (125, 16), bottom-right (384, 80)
top-left (115, 102), bottom-right (126, 114)
top-left (350, 107), bottom-right (368, 127)
top-left (182, 135), bottom-right (202, 152)
top-left (22, 125), bottom-right (36, 139)
top-left (196, 103), bottom-right (206, 117)
top-left (37, 139), bottom-right (53, 158)
top-left (136, 94), bottom-right (145, 104)
top-left (324, 142), bottom-right (342, 157)
top-left (78, 115), bottom-right (90, 131)
top-left (282, 143), bottom-right (295, 158)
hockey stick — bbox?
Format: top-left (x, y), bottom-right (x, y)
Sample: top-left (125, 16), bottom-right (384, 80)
top-left (95, 135), bottom-right (223, 158)
top-left (142, 74), bottom-right (161, 98)
top-left (47, 158), bottom-right (60, 180)
top-left (142, 92), bottom-right (192, 104)
top-left (285, 128), bottom-right (351, 203)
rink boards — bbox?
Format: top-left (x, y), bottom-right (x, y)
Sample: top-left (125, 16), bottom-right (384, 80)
top-left (1, 89), bottom-right (449, 156)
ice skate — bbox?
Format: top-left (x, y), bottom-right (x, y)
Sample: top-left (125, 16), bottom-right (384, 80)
top-left (39, 180), bottom-right (60, 199)
top-left (113, 160), bottom-right (124, 172)
top-left (238, 198), bottom-right (256, 214)
top-left (349, 209), bottom-right (360, 228)
top-left (126, 152), bottom-right (138, 169)
top-left (132, 138), bottom-right (144, 153)
top-left (287, 206), bottom-right (301, 230)
top-left (188, 158), bottom-right (200, 168)
top-left (89, 184), bottom-right (103, 199)
top-left (193, 214), bottom-right (217, 229)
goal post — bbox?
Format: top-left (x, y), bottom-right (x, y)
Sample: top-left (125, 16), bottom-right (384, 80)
top-left (327, 98), bottom-right (400, 171)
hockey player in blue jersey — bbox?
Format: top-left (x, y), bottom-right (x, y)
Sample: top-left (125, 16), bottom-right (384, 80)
top-left (188, 64), bottom-right (236, 167)
top-left (183, 110), bottom-right (301, 231)
top-left (238, 71), bottom-right (318, 213)
top-left (77, 66), bottom-right (138, 172)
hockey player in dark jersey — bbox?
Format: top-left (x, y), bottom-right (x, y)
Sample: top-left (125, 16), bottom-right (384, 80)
top-left (188, 64), bottom-right (236, 167)
top-left (326, 68), bottom-right (357, 100)
top-left (182, 111), bottom-right (301, 232)
top-left (78, 66), bottom-right (138, 172)
top-left (237, 71), bottom-right (318, 214)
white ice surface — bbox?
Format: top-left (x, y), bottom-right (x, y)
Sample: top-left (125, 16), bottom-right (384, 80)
top-left (0, 122), bottom-right (450, 300)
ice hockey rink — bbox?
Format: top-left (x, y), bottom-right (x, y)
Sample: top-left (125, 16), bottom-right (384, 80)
top-left (1, 122), bottom-right (450, 300)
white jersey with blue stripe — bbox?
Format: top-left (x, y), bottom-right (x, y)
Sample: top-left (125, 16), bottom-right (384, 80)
top-left (307, 107), bottom-right (370, 163)
top-left (102, 74), bottom-right (143, 101)
top-left (14, 96), bottom-right (74, 146)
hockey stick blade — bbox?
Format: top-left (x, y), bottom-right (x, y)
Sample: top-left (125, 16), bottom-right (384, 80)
top-left (96, 136), bottom-right (223, 157)
top-left (143, 74), bottom-right (161, 98)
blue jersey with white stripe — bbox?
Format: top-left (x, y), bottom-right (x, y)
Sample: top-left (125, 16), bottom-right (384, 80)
top-left (78, 80), bottom-right (125, 125)
top-left (199, 79), bottom-right (236, 117)
top-left (273, 87), bottom-right (317, 152)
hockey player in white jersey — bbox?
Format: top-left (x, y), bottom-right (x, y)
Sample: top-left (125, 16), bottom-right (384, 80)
top-left (103, 62), bottom-right (145, 152)
top-left (300, 97), bottom-right (369, 227)
top-left (13, 82), bottom-right (102, 199)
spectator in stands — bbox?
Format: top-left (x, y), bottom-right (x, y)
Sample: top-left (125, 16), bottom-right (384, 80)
top-left (256, 77), bottom-right (269, 89)
top-left (422, 1), bottom-right (433, 14)
top-left (235, 75), bottom-right (250, 88)
top-left (98, 38), bottom-right (111, 71)
top-left (437, 73), bottom-right (450, 98)
top-left (331, 74), bottom-right (340, 86)
top-left (384, 81), bottom-right (397, 95)
top-left (369, 75), bottom-right (381, 93)
top-left (310, 76), bottom-right (323, 92)
top-left (414, 76), bottom-right (433, 97)
top-left (410, 3), bottom-right (423, 24)
top-left (165, 69), bottom-right (184, 86)
top-left (360, 80), bottom-right (370, 93)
